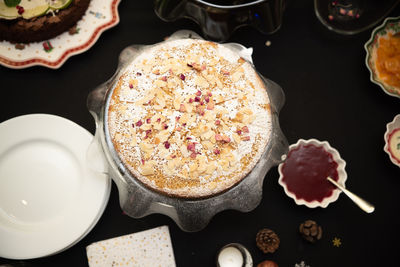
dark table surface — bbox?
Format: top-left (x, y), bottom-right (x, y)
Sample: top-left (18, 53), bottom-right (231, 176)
top-left (1, 1), bottom-right (399, 266)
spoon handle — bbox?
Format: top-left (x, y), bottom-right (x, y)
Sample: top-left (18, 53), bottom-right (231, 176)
top-left (327, 177), bottom-right (375, 213)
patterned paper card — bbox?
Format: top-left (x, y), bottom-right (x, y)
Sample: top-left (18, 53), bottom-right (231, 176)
top-left (86, 226), bottom-right (176, 267)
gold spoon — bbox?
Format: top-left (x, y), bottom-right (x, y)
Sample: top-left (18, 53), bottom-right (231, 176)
top-left (327, 177), bottom-right (375, 213)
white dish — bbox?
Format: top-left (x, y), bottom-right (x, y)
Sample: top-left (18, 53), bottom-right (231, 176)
top-left (0, 114), bottom-right (111, 259)
top-left (384, 114), bottom-right (400, 168)
top-left (278, 139), bottom-right (347, 208)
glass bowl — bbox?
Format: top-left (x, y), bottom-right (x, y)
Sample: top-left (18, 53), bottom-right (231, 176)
top-left (154, 0), bottom-right (284, 41)
top-left (86, 30), bottom-right (288, 231)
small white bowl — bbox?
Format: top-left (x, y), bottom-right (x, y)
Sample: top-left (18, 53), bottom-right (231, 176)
top-left (278, 139), bottom-right (347, 208)
top-left (384, 114), bottom-right (400, 168)
top-left (364, 16), bottom-right (400, 99)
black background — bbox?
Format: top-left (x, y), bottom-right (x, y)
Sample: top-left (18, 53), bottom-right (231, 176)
top-left (0, 1), bottom-right (399, 266)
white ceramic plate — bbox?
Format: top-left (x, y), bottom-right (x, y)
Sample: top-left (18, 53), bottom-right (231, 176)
top-left (0, 114), bottom-right (111, 259)
top-left (0, 0), bottom-right (120, 69)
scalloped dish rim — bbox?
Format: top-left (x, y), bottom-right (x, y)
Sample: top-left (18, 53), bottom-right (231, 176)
top-left (0, 0), bottom-right (121, 69)
top-left (364, 16), bottom-right (400, 99)
top-left (278, 138), bottom-right (347, 208)
top-left (384, 114), bottom-right (400, 167)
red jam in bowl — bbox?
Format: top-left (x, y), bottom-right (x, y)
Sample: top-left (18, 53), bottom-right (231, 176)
top-left (281, 144), bottom-right (339, 202)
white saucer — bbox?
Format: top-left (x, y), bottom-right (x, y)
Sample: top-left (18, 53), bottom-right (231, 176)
top-left (0, 114), bottom-right (111, 259)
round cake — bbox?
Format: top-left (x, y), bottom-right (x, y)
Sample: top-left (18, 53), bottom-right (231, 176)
top-left (0, 0), bottom-right (90, 43)
top-left (107, 39), bottom-right (272, 198)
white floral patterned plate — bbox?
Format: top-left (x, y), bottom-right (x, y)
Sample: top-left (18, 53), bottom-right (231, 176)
top-left (364, 16), bottom-right (400, 99)
top-left (0, 0), bottom-right (120, 69)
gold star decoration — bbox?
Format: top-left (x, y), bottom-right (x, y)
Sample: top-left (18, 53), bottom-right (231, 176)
top-left (332, 237), bottom-right (342, 247)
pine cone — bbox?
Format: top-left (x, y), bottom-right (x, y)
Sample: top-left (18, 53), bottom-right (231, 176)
top-left (299, 220), bottom-right (322, 243)
top-left (256, 228), bottom-right (280, 253)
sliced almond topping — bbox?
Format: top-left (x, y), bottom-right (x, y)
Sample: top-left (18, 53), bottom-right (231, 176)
top-left (154, 137), bottom-right (160, 145)
top-left (197, 162), bottom-right (207, 174)
top-left (202, 140), bottom-right (213, 150)
top-left (129, 79), bottom-right (138, 88)
top-left (189, 162), bottom-right (197, 173)
top-left (118, 105), bottom-right (127, 114)
top-left (242, 108), bottom-right (253, 115)
top-left (201, 130), bottom-right (214, 140)
top-left (139, 160), bottom-right (156, 176)
top-left (184, 103), bottom-right (193, 113)
top-left (139, 142), bottom-right (154, 154)
top-left (173, 158), bottom-right (182, 168)
top-left (173, 96), bottom-right (182, 110)
top-left (215, 95), bottom-right (224, 104)
top-left (187, 114), bottom-right (196, 125)
top-left (141, 123), bottom-right (152, 131)
top-left (233, 112), bottom-right (244, 122)
top-left (156, 95), bottom-right (166, 108)
top-left (194, 75), bottom-right (209, 88)
top-left (247, 115), bottom-right (256, 123)
top-left (115, 133), bottom-right (122, 142)
top-left (233, 133), bottom-right (241, 144)
top-left (163, 165), bottom-right (173, 176)
top-left (180, 144), bottom-right (190, 158)
top-left (154, 79), bottom-right (167, 88)
top-left (167, 77), bottom-right (179, 89)
top-left (206, 163), bottom-right (216, 175)
top-left (156, 130), bottom-right (170, 143)
top-left (180, 113), bottom-right (189, 124)
top-left (231, 71), bottom-right (242, 82)
top-left (241, 136), bottom-right (250, 141)
top-left (208, 181), bottom-right (217, 190)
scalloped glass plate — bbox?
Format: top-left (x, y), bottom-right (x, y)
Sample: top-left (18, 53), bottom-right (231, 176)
top-left (87, 30), bottom-right (288, 232)
top-left (364, 16), bottom-right (400, 99)
top-left (0, 0), bottom-right (120, 69)
top-left (0, 114), bottom-right (110, 259)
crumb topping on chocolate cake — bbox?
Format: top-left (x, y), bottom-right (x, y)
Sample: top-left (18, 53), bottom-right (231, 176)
top-left (107, 39), bottom-right (272, 198)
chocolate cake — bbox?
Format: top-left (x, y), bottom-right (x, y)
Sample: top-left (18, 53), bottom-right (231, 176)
top-left (0, 0), bottom-right (90, 43)
top-left (107, 39), bottom-right (272, 198)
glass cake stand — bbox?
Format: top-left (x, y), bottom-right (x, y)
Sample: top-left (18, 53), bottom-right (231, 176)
top-left (87, 30), bottom-right (288, 232)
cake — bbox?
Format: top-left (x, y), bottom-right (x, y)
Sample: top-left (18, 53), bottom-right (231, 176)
top-left (0, 0), bottom-right (90, 43)
top-left (107, 39), bottom-right (272, 198)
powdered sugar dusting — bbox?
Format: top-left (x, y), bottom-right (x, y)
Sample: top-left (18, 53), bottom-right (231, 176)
top-left (107, 39), bottom-right (272, 198)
